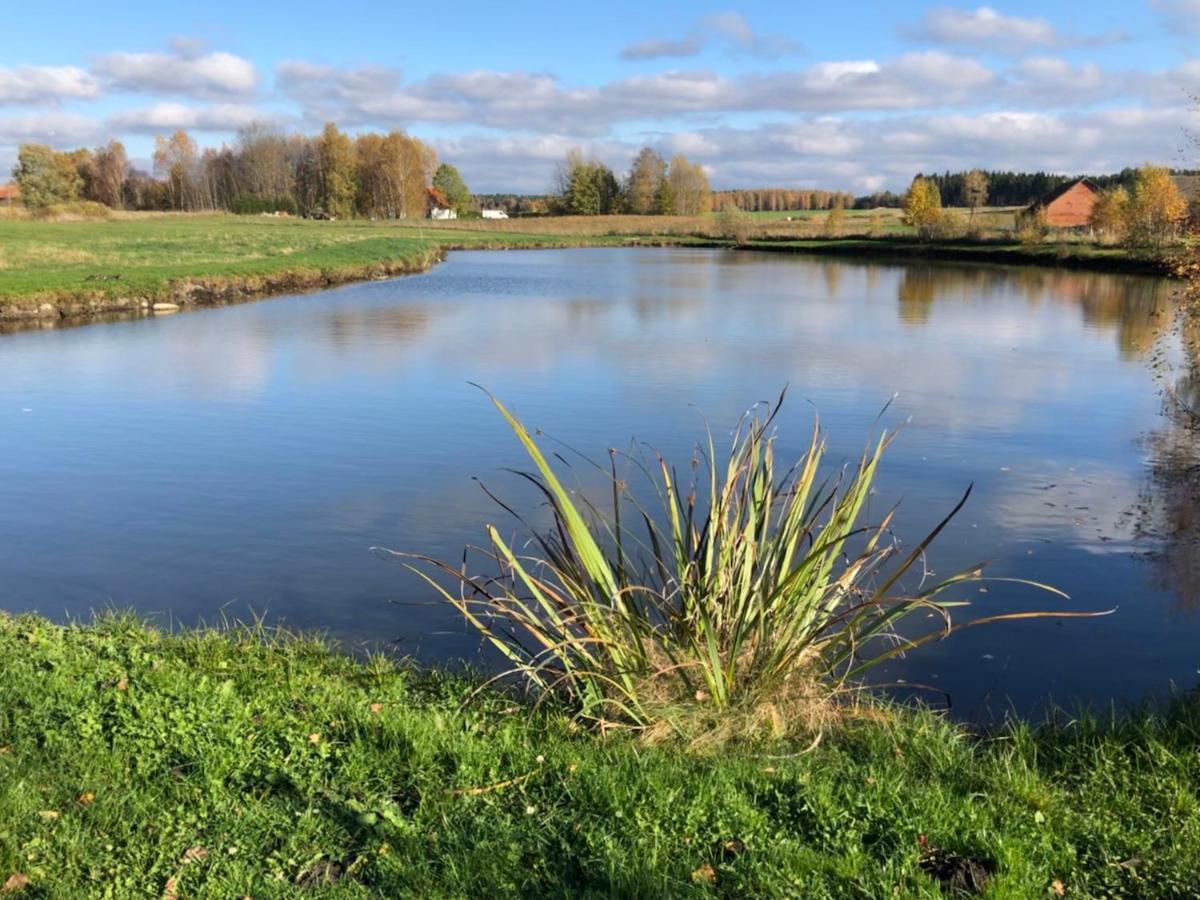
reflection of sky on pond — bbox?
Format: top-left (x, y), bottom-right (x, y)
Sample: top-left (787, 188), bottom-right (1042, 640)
top-left (0, 247), bottom-right (1191, 720)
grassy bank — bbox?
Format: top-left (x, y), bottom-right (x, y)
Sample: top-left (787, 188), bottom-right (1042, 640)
top-left (0, 215), bottom-right (638, 321)
top-left (0, 213), bottom-right (1174, 325)
top-left (745, 237), bottom-right (1172, 275)
top-left (1, 612), bottom-right (1198, 898)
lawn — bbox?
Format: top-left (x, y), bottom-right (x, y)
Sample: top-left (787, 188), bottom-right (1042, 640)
top-left (1, 612), bottom-right (1198, 898)
top-left (0, 214), bottom-right (620, 304)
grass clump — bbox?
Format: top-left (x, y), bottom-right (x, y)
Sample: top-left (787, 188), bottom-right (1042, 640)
top-left (402, 393), bottom-right (1089, 737)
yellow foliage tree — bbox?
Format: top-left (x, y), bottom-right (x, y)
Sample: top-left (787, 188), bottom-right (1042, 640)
top-left (902, 177), bottom-right (943, 240)
top-left (1125, 164), bottom-right (1186, 250)
top-left (1090, 186), bottom-right (1129, 244)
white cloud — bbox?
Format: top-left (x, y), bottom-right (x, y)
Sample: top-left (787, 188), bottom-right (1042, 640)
top-left (108, 102), bottom-right (270, 133)
top-left (0, 65), bottom-right (99, 105)
top-left (94, 47), bottom-right (258, 98)
top-left (0, 111), bottom-right (101, 147)
top-left (278, 52), bottom-right (999, 139)
top-left (912, 5), bottom-right (1125, 52)
top-left (620, 36), bottom-right (704, 61)
top-left (1152, 0), bottom-right (1200, 34)
top-left (620, 11), bottom-right (799, 61)
top-left (421, 102), bottom-right (1191, 194)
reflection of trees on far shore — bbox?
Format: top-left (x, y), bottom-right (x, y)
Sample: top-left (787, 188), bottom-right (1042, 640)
top-left (1135, 313), bottom-right (1200, 612)
top-left (895, 264), bottom-right (1174, 358)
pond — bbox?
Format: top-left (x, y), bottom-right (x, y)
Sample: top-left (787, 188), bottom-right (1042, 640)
top-left (0, 247), bottom-right (1194, 720)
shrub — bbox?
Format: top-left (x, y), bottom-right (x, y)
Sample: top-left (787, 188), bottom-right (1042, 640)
top-left (1016, 208), bottom-right (1048, 245)
top-left (39, 200), bottom-right (112, 220)
top-left (716, 207), bottom-right (753, 245)
top-left (399, 393), bottom-right (1084, 734)
top-left (232, 193), bottom-right (299, 216)
top-left (823, 203), bottom-right (846, 238)
top-left (932, 210), bottom-right (968, 240)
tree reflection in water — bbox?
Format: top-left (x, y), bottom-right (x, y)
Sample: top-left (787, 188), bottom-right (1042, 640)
top-left (1137, 311), bottom-right (1200, 612)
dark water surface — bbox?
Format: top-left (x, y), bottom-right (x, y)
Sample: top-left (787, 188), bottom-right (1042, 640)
top-left (1, 247), bottom-right (1196, 720)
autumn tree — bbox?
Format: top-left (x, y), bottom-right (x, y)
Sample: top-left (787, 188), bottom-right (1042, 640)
top-left (154, 130), bottom-right (199, 210)
top-left (11, 144), bottom-right (82, 209)
top-left (665, 155), bottom-right (711, 216)
top-left (902, 176), bottom-right (943, 240)
top-left (355, 130), bottom-right (431, 219)
top-left (823, 198), bottom-right (846, 237)
top-left (85, 141), bottom-right (129, 208)
top-left (236, 123), bottom-right (295, 204)
top-left (963, 169), bottom-right (989, 220)
top-left (647, 179), bottom-right (671, 215)
top-left (316, 123), bottom-right (356, 218)
top-left (1090, 186), bottom-right (1129, 244)
top-left (432, 163), bottom-right (471, 213)
top-left (623, 147), bottom-right (667, 215)
top-left (1125, 164), bottom-right (1187, 250)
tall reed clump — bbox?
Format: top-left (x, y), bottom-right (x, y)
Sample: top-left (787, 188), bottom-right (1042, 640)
top-left (398, 392), bottom-right (1099, 734)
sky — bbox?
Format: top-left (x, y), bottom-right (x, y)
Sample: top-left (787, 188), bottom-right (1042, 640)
top-left (2, 0), bottom-right (1199, 193)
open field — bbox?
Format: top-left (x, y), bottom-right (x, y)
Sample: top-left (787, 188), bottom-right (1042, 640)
top-left (743, 205), bottom-right (1022, 233)
top-left (0, 215), bottom-right (627, 307)
top-left (1, 612), bottom-right (1198, 897)
top-left (0, 212), bottom-right (1172, 324)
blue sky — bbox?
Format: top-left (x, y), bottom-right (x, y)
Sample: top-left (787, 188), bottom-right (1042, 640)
top-left (2, 1), bottom-right (1199, 192)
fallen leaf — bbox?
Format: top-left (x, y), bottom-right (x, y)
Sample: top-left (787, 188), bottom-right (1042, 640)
top-left (77, 792), bottom-right (95, 805)
top-left (37, 810), bottom-right (59, 820)
top-left (162, 876), bottom-right (179, 900)
top-left (1049, 879), bottom-right (1066, 896)
top-left (691, 863), bottom-right (717, 885)
top-left (368, 703), bottom-right (383, 714)
top-left (180, 846), bottom-right (208, 864)
top-left (0, 747), bottom-right (10, 755)
top-left (722, 839), bottom-right (746, 860)
top-left (116, 676), bottom-right (129, 691)
top-left (308, 733), bottom-right (322, 745)
top-left (1, 873), bottom-right (29, 893)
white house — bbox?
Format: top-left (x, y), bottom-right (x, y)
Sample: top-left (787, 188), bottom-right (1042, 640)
top-left (427, 186), bottom-right (458, 220)
top-left (481, 209), bottom-right (509, 219)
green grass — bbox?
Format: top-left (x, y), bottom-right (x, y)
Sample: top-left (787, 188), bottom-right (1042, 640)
top-left (2, 611), bottom-right (1199, 898)
top-left (0, 215), bottom-right (625, 304)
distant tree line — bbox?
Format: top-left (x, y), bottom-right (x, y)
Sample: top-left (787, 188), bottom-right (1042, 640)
top-left (11, 122), bottom-right (467, 219)
top-left (471, 194), bottom-right (552, 216)
top-left (713, 189), bottom-right (856, 212)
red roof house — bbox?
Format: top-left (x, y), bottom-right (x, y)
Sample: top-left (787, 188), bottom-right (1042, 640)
top-left (1026, 178), bottom-right (1099, 228)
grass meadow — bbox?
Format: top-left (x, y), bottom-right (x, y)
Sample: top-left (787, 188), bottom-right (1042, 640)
top-left (2, 611), bottom-right (1200, 898)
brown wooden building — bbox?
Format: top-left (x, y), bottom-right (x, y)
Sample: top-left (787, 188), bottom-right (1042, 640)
top-left (0, 183), bottom-right (20, 206)
top-left (1026, 178), bottom-right (1099, 228)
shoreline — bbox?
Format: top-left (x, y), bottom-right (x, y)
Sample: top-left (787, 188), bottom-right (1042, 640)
top-left (0, 233), bottom-right (1176, 333)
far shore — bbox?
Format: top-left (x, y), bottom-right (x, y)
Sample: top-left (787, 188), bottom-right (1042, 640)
top-left (0, 212), bottom-right (1179, 330)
